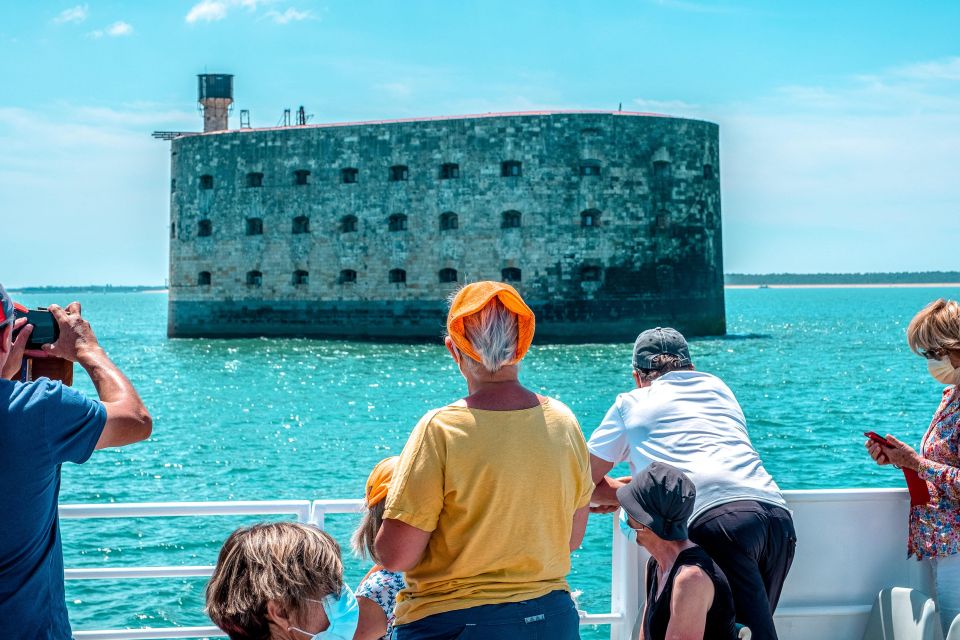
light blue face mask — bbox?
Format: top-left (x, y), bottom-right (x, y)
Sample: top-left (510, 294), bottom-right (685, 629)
top-left (289, 584), bottom-right (360, 640)
top-left (619, 509), bottom-right (640, 544)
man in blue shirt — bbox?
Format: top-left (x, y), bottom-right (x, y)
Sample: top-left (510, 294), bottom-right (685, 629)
top-left (0, 284), bottom-right (152, 639)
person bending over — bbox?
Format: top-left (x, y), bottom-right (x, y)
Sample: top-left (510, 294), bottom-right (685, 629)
top-left (352, 456), bottom-right (405, 640)
top-left (0, 285), bottom-right (152, 639)
top-left (589, 327), bottom-right (795, 640)
top-left (206, 522), bottom-right (360, 640)
top-left (375, 282), bottom-right (593, 640)
top-left (619, 463), bottom-right (738, 640)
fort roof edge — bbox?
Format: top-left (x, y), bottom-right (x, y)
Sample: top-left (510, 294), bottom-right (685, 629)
top-left (185, 109), bottom-right (715, 138)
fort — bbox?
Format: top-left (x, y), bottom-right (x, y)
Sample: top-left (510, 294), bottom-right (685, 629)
top-left (166, 74), bottom-right (725, 341)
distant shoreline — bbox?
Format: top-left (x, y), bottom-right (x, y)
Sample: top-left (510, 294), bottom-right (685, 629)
top-left (726, 283), bottom-right (960, 289)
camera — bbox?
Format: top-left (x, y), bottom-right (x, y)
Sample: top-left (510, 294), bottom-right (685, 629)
top-left (11, 306), bottom-right (72, 385)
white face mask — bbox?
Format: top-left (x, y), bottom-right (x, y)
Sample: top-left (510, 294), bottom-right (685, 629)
top-left (928, 356), bottom-right (960, 386)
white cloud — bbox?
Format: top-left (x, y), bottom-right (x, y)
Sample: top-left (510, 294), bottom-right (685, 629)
top-left (186, 0), bottom-right (285, 24)
top-left (53, 5), bottom-right (88, 24)
top-left (88, 21), bottom-right (134, 39)
top-left (267, 8), bottom-right (311, 24)
top-left (375, 82), bottom-right (413, 100)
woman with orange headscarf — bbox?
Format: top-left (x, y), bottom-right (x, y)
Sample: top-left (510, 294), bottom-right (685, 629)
top-left (374, 282), bottom-right (593, 640)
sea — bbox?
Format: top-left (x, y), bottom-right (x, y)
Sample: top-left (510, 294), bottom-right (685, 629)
top-left (12, 285), bottom-right (960, 639)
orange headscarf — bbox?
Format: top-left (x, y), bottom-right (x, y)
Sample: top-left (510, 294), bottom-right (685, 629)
top-left (446, 281), bottom-right (535, 365)
top-left (365, 456), bottom-right (399, 508)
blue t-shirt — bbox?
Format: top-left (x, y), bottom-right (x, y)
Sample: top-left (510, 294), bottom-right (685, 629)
top-left (0, 377), bottom-right (107, 639)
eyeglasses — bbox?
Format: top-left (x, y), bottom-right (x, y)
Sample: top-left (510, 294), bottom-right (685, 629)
top-left (920, 347), bottom-right (948, 360)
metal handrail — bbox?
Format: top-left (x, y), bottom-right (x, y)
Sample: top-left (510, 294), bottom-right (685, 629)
top-left (65, 498), bottom-right (630, 639)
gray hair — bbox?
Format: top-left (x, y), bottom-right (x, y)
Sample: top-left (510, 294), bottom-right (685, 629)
top-left (459, 299), bottom-right (519, 373)
top-left (636, 353), bottom-right (692, 383)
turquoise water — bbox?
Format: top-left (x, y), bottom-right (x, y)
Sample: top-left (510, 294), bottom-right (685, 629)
top-left (13, 286), bottom-right (960, 638)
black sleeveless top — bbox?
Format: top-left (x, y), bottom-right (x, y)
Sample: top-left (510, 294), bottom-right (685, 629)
top-left (643, 546), bottom-right (738, 640)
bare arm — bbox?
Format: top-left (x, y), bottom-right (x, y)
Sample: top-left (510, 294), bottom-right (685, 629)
top-left (664, 566), bottom-right (715, 640)
top-left (353, 595), bottom-right (388, 640)
top-left (590, 454), bottom-right (624, 513)
top-left (43, 303), bottom-right (152, 449)
top-left (375, 518), bottom-right (432, 572)
top-left (570, 505), bottom-right (589, 550)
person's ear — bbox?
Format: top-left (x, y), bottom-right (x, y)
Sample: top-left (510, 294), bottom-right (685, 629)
top-left (266, 600), bottom-right (293, 632)
top-left (444, 336), bottom-right (461, 365)
top-left (632, 369), bottom-right (642, 389)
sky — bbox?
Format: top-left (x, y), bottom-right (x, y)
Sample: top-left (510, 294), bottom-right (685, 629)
top-left (1, 1), bottom-right (958, 286)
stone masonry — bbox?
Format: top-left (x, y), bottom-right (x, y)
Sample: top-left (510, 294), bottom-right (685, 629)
top-left (167, 111), bottom-right (725, 341)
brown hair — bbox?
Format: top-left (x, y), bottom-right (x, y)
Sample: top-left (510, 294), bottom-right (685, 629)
top-left (636, 353), bottom-right (693, 383)
top-left (351, 499), bottom-right (386, 564)
top-left (205, 522), bottom-right (344, 640)
top-left (907, 299), bottom-right (960, 356)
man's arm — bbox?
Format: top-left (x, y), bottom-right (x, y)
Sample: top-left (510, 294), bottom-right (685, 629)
top-left (664, 566), bottom-right (715, 640)
top-left (43, 302), bottom-right (152, 449)
top-left (375, 518), bottom-right (432, 572)
top-left (570, 505), bottom-right (589, 550)
top-left (590, 454), bottom-right (625, 513)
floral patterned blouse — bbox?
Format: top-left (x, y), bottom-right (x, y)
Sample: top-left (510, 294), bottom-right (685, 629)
top-left (909, 385), bottom-right (960, 559)
top-left (356, 567), bottom-right (406, 640)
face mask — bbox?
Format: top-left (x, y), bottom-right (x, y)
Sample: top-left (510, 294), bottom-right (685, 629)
top-left (618, 509), bottom-right (638, 544)
top-left (928, 356), bottom-right (960, 386)
top-left (289, 585), bottom-right (360, 640)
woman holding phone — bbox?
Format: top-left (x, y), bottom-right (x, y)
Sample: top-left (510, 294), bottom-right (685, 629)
top-left (866, 298), bottom-right (960, 630)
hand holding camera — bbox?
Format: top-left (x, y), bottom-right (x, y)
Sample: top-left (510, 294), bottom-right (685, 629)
top-left (40, 302), bottom-right (103, 364)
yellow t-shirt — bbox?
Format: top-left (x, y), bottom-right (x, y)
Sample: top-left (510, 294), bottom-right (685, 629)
top-left (384, 397), bottom-right (594, 625)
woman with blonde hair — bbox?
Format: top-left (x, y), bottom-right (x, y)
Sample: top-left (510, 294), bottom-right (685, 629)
top-left (866, 298), bottom-right (960, 629)
top-left (351, 456), bottom-right (405, 640)
top-left (205, 521), bottom-right (360, 639)
top-left (374, 281), bottom-right (593, 640)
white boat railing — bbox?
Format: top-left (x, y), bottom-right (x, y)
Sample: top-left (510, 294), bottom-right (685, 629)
top-left (64, 489), bottom-right (930, 640)
top-left (64, 498), bottom-right (634, 640)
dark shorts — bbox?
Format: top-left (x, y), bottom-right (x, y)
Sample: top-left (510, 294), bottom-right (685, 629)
top-left (689, 500), bottom-right (797, 640)
top-left (392, 590), bottom-right (580, 640)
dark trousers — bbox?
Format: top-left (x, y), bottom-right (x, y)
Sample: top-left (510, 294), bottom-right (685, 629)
top-left (688, 500), bottom-right (796, 640)
top-left (392, 590), bottom-right (580, 640)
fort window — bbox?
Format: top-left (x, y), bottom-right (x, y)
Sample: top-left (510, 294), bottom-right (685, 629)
top-left (439, 268), bottom-right (458, 283)
top-left (294, 170), bottom-right (310, 185)
top-left (581, 209), bottom-right (601, 227)
top-left (199, 174), bottom-right (214, 190)
top-left (342, 168), bottom-right (359, 184)
top-left (501, 160), bottom-right (522, 177)
top-left (440, 163), bottom-right (460, 179)
top-left (292, 216), bottom-right (310, 234)
top-left (389, 165), bottom-right (409, 182)
top-left (501, 267), bottom-right (521, 283)
top-left (389, 269), bottom-right (407, 284)
top-left (703, 164), bottom-right (715, 180)
top-left (581, 266), bottom-right (601, 282)
top-left (198, 219), bottom-right (213, 237)
top-left (580, 162), bottom-right (601, 177)
top-left (247, 172), bottom-right (264, 188)
top-left (653, 160), bottom-right (672, 180)
top-left (501, 210), bottom-right (521, 229)
top-left (339, 269), bottom-right (357, 284)
top-left (170, 222), bottom-right (176, 239)
top-left (340, 215), bottom-right (358, 233)
top-left (246, 270), bottom-right (263, 286)
top-left (198, 271), bottom-right (212, 286)
top-left (171, 178), bottom-right (176, 191)
top-left (439, 212), bottom-right (459, 231)
top-left (246, 217), bottom-right (264, 236)
top-left (293, 270), bottom-right (309, 286)
top-left (388, 214), bottom-right (408, 232)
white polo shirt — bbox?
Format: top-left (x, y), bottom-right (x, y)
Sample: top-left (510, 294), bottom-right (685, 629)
top-left (588, 370), bottom-right (787, 522)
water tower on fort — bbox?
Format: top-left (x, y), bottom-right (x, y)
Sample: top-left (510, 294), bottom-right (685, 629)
top-left (197, 74), bottom-right (233, 132)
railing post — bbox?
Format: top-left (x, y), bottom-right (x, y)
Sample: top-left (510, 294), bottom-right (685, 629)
top-left (609, 511), bottom-right (644, 640)
top-left (309, 501), bottom-right (325, 529)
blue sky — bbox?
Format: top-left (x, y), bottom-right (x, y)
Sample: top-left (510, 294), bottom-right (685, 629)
top-left (1, 1), bottom-right (958, 286)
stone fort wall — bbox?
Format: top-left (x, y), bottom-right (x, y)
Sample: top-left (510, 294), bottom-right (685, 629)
top-left (167, 111), bottom-right (725, 341)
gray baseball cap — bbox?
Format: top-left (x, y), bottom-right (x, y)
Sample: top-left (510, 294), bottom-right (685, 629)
top-left (616, 462), bottom-right (696, 541)
top-left (632, 326), bottom-right (691, 370)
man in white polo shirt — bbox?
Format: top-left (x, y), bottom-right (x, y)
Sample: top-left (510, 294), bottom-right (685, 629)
top-left (589, 327), bottom-right (796, 640)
